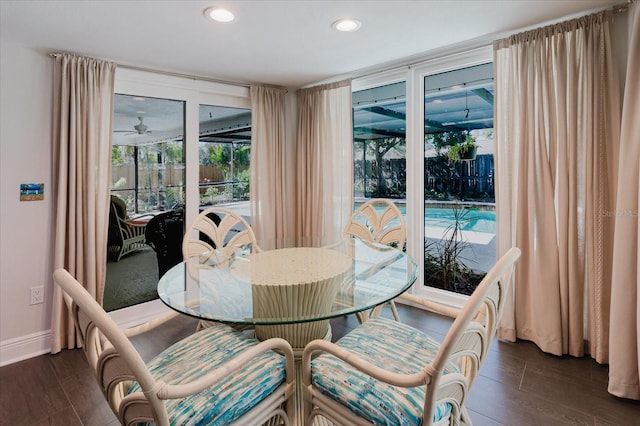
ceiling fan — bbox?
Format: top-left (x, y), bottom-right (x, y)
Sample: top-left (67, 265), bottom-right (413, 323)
top-left (115, 117), bottom-right (152, 135)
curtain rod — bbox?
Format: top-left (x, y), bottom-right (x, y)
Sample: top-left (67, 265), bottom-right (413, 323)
top-left (48, 52), bottom-right (251, 89)
top-left (321, 1), bottom-right (632, 86)
top-left (613, 0), bottom-right (631, 14)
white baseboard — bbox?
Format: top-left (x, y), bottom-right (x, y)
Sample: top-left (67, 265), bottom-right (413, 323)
top-left (0, 330), bottom-right (52, 367)
top-left (0, 299), bottom-right (172, 367)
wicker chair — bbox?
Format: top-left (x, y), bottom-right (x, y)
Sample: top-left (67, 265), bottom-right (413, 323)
top-left (182, 207), bottom-right (261, 331)
top-left (302, 247), bottom-right (521, 426)
top-left (344, 198), bottom-right (406, 322)
top-left (108, 195), bottom-right (153, 262)
top-left (53, 268), bottom-right (295, 426)
top-left (182, 207), bottom-right (260, 262)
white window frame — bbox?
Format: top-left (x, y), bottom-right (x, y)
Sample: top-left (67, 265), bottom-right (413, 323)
top-left (110, 68), bottom-right (250, 325)
top-left (352, 45), bottom-right (493, 312)
top-left (409, 45), bottom-right (493, 310)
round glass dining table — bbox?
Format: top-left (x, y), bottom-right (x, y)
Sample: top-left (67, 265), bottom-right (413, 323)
top-left (157, 236), bottom-right (418, 349)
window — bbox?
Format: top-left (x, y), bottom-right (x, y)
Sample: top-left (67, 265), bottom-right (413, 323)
top-left (107, 69), bottom-right (251, 319)
top-left (352, 48), bottom-right (495, 306)
top-left (107, 94), bottom-right (186, 311)
top-left (198, 105), bottom-right (251, 217)
top-left (423, 63), bottom-right (495, 296)
top-left (112, 94), bottom-right (186, 214)
top-left (352, 81), bottom-right (406, 209)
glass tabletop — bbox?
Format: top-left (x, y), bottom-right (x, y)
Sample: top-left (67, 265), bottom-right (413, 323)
top-left (157, 237), bottom-right (418, 325)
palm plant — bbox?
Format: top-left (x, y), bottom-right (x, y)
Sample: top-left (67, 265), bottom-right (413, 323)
top-left (424, 205), bottom-right (485, 295)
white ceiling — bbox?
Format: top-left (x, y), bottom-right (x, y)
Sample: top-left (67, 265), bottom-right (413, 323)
top-left (0, 0), bottom-right (623, 88)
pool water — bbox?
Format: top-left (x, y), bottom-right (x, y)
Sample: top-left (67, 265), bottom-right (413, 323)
top-left (424, 207), bottom-right (496, 234)
top-left (386, 205), bottom-right (496, 234)
top-left (354, 203), bottom-right (497, 235)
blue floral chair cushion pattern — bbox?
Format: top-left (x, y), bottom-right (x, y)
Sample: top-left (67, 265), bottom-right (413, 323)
top-left (128, 323), bottom-right (286, 425)
top-left (310, 317), bottom-right (458, 425)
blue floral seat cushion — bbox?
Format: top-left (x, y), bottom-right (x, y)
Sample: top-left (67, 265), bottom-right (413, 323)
top-left (311, 317), bottom-right (458, 425)
top-left (128, 323), bottom-right (286, 425)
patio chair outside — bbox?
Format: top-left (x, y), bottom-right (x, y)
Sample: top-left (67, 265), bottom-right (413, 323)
top-left (108, 195), bottom-right (153, 261)
top-left (145, 209), bottom-right (184, 278)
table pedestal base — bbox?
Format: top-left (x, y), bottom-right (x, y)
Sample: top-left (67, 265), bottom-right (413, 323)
top-left (256, 323), bottom-right (332, 425)
top-left (255, 320), bottom-right (332, 357)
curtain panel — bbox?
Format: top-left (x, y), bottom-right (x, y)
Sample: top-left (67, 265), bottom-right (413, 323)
top-left (295, 80), bottom-right (353, 247)
top-left (609, 3), bottom-right (640, 400)
top-left (493, 11), bottom-right (621, 360)
top-left (249, 85), bottom-right (294, 248)
top-left (51, 54), bottom-right (115, 353)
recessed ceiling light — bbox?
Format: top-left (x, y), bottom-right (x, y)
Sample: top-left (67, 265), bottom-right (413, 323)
top-left (332, 18), bottom-right (362, 32)
top-left (132, 97), bottom-right (145, 101)
top-left (204, 7), bottom-right (235, 23)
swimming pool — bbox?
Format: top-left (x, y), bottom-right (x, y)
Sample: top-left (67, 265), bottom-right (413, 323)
top-left (356, 203), bottom-right (496, 235)
top-left (423, 207), bottom-right (496, 234)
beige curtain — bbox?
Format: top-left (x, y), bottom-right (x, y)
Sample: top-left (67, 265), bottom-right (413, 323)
top-left (249, 85), bottom-right (294, 248)
top-left (494, 11), bottom-right (620, 359)
top-left (296, 80), bottom-right (353, 247)
top-left (51, 54), bottom-right (115, 353)
top-left (609, 3), bottom-right (640, 400)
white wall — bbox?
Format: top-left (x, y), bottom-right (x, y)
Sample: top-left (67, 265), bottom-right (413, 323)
top-left (0, 40), bottom-right (54, 364)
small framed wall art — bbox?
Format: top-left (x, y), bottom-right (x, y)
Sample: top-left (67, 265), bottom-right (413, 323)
top-left (20, 183), bottom-right (44, 201)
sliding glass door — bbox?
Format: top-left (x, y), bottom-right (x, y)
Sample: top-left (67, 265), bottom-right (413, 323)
top-left (107, 69), bottom-right (251, 317)
top-left (352, 48), bottom-right (495, 307)
top-left (423, 63), bottom-right (496, 296)
top-left (106, 94), bottom-right (186, 311)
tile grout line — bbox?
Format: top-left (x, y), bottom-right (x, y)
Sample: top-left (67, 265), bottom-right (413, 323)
top-left (47, 356), bottom-right (85, 425)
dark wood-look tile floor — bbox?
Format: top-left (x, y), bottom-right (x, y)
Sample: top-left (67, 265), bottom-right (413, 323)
top-left (1, 305), bottom-right (638, 425)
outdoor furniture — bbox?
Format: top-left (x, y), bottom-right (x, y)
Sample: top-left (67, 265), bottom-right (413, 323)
top-left (53, 268), bottom-right (295, 426)
top-left (344, 198), bottom-right (406, 322)
top-left (107, 195), bottom-right (153, 262)
top-left (302, 247), bottom-right (521, 426)
top-left (145, 209), bottom-right (184, 278)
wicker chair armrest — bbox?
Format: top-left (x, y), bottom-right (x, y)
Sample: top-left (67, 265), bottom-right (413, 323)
top-left (121, 218), bottom-right (150, 228)
top-left (132, 214), bottom-right (156, 220)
